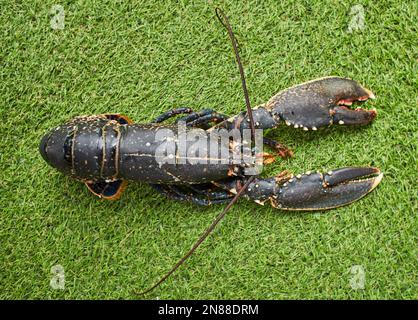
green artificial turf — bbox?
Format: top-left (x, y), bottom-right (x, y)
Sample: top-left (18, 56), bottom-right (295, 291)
top-left (1, 0), bottom-right (416, 299)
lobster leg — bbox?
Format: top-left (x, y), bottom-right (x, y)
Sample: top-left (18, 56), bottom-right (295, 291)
top-left (151, 107), bottom-right (194, 123)
top-left (215, 167), bottom-right (383, 211)
top-left (150, 183), bottom-right (233, 206)
top-left (262, 137), bottom-right (294, 159)
top-left (172, 185), bottom-right (233, 205)
top-left (152, 108), bottom-right (228, 129)
top-left (184, 113), bottom-right (229, 128)
top-left (176, 109), bottom-right (229, 128)
top-left (150, 184), bottom-right (190, 202)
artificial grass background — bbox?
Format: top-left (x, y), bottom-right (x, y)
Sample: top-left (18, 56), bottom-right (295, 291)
top-left (1, 0), bottom-right (416, 299)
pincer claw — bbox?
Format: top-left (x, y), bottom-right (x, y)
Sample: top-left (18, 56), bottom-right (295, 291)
top-left (266, 76), bottom-right (377, 129)
top-left (273, 167), bottom-right (383, 211)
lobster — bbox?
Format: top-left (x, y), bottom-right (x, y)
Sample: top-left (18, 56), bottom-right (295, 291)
top-left (39, 76), bottom-right (382, 210)
top-left (39, 8), bottom-right (383, 293)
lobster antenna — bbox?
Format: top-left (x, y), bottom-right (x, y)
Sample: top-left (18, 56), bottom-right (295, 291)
top-left (138, 176), bottom-right (255, 296)
top-left (137, 7), bottom-right (257, 296)
top-left (215, 7), bottom-right (256, 140)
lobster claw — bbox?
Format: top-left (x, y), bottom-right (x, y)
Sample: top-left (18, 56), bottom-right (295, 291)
top-left (273, 167), bottom-right (383, 210)
top-left (266, 77), bottom-right (377, 129)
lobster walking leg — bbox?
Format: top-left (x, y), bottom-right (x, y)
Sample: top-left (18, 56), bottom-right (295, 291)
top-left (152, 108), bottom-right (228, 128)
top-left (150, 184), bottom-right (233, 206)
top-left (262, 137), bottom-right (294, 159)
top-left (176, 109), bottom-right (229, 129)
top-left (151, 107), bottom-right (194, 123)
top-left (150, 184), bottom-right (189, 202)
top-left (185, 113), bottom-right (229, 128)
top-left (171, 185), bottom-right (233, 205)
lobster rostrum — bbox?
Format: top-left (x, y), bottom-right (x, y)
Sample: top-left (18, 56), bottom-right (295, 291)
top-left (40, 75), bottom-right (382, 211)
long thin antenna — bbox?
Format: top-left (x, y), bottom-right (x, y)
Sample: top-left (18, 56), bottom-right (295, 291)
top-left (137, 7), bottom-right (257, 295)
top-left (138, 176), bottom-right (255, 296)
top-left (215, 7), bottom-right (255, 140)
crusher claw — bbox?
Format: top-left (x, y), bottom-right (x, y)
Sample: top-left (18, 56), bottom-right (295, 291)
top-left (266, 76), bottom-right (377, 130)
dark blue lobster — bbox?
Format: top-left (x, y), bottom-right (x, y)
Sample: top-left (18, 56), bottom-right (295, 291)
top-left (40, 76), bottom-right (382, 211)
